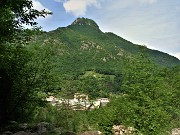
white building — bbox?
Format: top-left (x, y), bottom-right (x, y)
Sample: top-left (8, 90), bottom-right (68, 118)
top-left (46, 94), bottom-right (109, 110)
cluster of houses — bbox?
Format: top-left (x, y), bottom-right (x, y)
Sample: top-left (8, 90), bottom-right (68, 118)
top-left (46, 93), bottom-right (110, 110)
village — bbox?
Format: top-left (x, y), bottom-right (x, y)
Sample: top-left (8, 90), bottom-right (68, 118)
top-left (46, 93), bottom-right (110, 110)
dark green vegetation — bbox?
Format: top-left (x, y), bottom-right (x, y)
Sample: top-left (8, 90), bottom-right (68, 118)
top-left (25, 18), bottom-right (180, 134)
top-left (0, 3), bottom-right (179, 134)
top-left (0, 0), bottom-right (51, 127)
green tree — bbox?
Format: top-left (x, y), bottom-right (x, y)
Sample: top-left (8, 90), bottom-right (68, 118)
top-left (158, 66), bottom-right (180, 128)
top-left (0, 0), bottom-right (51, 126)
top-left (120, 53), bottom-right (171, 134)
top-left (0, 0), bottom-right (51, 42)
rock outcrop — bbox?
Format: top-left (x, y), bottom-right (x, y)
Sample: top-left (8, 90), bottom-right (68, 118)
top-left (80, 131), bottom-right (102, 135)
top-left (112, 125), bottom-right (138, 135)
top-left (172, 128), bottom-right (180, 135)
top-left (2, 122), bottom-right (54, 135)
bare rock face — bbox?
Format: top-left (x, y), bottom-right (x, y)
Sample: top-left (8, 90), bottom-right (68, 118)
top-left (19, 123), bottom-right (28, 130)
top-left (13, 131), bottom-right (29, 135)
top-left (12, 131), bottom-right (38, 135)
top-left (71, 18), bottom-right (100, 30)
top-left (80, 131), bottom-right (102, 135)
top-left (2, 122), bottom-right (51, 135)
top-left (112, 125), bottom-right (137, 135)
top-left (2, 131), bottom-right (13, 135)
top-left (63, 131), bottom-right (77, 135)
top-left (37, 122), bottom-right (50, 134)
top-left (172, 128), bottom-right (180, 135)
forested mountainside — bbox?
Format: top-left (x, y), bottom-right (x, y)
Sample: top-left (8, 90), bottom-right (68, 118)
top-left (31, 17), bottom-right (179, 71)
top-left (1, 17), bottom-right (179, 135)
top-left (27, 18), bottom-right (180, 91)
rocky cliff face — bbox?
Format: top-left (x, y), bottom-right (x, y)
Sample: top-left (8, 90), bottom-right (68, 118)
top-left (172, 128), bottom-right (180, 135)
top-left (71, 17), bottom-right (100, 30)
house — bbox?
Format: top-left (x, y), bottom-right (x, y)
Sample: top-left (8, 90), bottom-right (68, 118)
top-left (97, 98), bottom-right (110, 106)
top-left (93, 100), bottom-right (101, 108)
top-left (46, 96), bottom-right (55, 102)
top-left (97, 98), bottom-right (110, 103)
top-left (46, 96), bottom-right (59, 106)
top-left (74, 93), bottom-right (89, 101)
top-left (46, 94), bottom-right (110, 110)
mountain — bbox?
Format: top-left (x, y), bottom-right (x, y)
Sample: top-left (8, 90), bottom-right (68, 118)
top-left (24, 18), bottom-right (180, 134)
top-left (28, 17), bottom-right (180, 94)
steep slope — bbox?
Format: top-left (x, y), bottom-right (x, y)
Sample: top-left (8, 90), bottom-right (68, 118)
top-left (25, 18), bottom-right (180, 134)
top-left (29, 17), bottom-right (180, 76)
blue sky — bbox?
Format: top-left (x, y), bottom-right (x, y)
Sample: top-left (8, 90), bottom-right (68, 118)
top-left (31, 0), bottom-right (180, 59)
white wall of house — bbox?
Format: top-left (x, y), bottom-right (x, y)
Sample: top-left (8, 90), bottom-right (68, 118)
top-left (46, 94), bottom-right (110, 110)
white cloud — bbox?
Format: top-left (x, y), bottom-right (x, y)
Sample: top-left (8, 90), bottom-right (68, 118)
top-left (31, 0), bottom-right (51, 19)
top-left (170, 52), bottom-right (180, 60)
top-left (97, 0), bottom-right (180, 57)
top-left (54, 0), bottom-right (157, 17)
top-left (23, 0), bottom-right (52, 29)
top-left (62, 0), bottom-right (100, 16)
top-left (32, 0), bottom-right (49, 11)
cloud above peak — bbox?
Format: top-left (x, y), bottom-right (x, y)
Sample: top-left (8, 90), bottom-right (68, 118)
top-left (31, 0), bottom-right (52, 21)
top-left (58, 0), bottom-right (158, 17)
top-left (32, 0), bottom-right (51, 11)
top-left (57, 0), bottom-right (100, 16)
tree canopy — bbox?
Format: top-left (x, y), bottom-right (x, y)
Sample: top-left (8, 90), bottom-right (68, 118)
top-left (0, 0), bottom-right (51, 126)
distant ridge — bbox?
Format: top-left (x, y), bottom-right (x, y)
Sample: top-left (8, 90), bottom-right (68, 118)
top-left (35, 18), bottom-right (180, 68)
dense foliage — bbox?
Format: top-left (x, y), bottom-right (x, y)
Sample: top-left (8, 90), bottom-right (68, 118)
top-left (25, 18), bottom-right (179, 134)
top-left (0, 0), bottom-right (51, 126)
top-left (0, 5), bottom-right (179, 135)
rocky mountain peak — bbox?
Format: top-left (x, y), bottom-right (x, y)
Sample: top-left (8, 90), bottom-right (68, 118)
top-left (71, 17), bottom-right (99, 29)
